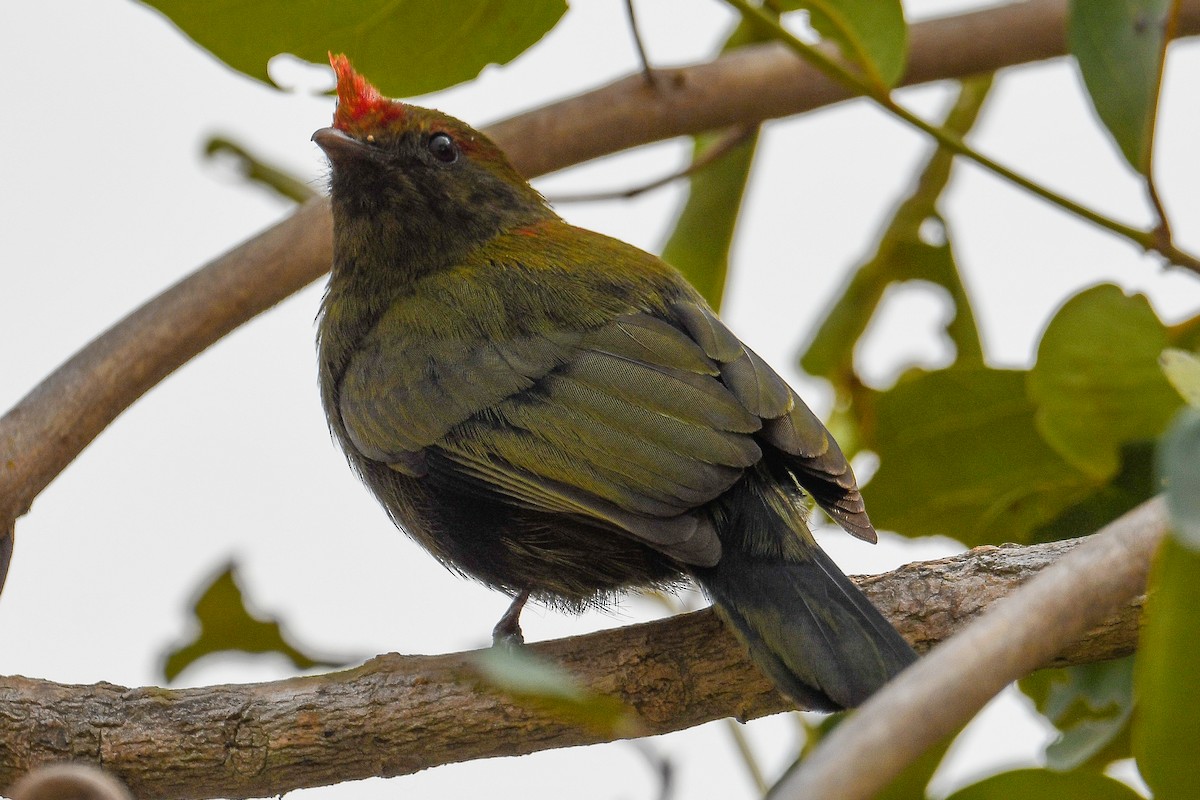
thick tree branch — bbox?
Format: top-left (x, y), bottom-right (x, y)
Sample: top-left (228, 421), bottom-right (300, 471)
top-left (0, 535), bottom-right (1145, 800)
top-left (4, 0), bottom-right (1200, 557)
top-left (774, 497), bottom-right (1167, 800)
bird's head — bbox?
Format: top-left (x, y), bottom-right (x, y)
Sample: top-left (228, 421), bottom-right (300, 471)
top-left (313, 54), bottom-right (554, 265)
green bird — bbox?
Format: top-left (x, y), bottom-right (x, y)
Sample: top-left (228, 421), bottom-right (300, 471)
top-left (313, 55), bottom-right (916, 712)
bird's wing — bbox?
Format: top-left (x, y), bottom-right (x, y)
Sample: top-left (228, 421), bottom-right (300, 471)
top-left (338, 309), bottom-right (768, 566)
top-left (671, 302), bottom-right (877, 543)
top-left (338, 292), bottom-right (874, 563)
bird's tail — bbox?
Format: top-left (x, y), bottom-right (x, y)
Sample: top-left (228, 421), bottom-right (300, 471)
top-left (692, 478), bottom-right (916, 712)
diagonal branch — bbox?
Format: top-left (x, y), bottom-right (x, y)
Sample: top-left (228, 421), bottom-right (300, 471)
top-left (0, 532), bottom-right (1149, 800)
top-left (4, 0), bottom-right (1200, 561)
top-left (773, 497), bottom-right (1167, 800)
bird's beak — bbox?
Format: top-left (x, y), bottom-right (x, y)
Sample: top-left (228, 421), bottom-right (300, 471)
top-left (312, 127), bottom-right (372, 164)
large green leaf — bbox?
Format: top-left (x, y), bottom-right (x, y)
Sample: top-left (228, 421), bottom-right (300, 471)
top-left (866, 367), bottom-right (1096, 544)
top-left (781, 0), bottom-right (908, 89)
top-left (660, 128), bottom-right (759, 311)
top-left (1133, 410), bottom-right (1200, 796)
top-left (135, 0), bottom-right (567, 97)
top-left (943, 768), bottom-right (1142, 800)
top-left (1028, 285), bottom-right (1180, 480)
top-left (1133, 528), bottom-right (1200, 794)
top-left (1019, 658), bottom-right (1134, 772)
top-left (1068, 0), bottom-right (1172, 173)
top-left (162, 562), bottom-right (345, 681)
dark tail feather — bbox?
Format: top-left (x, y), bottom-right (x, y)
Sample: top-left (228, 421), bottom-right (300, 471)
top-left (693, 492), bottom-right (916, 711)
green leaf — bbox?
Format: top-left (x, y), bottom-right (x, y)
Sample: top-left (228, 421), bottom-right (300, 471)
top-left (1068, 0), bottom-right (1171, 173)
top-left (1159, 348), bottom-right (1200, 407)
top-left (135, 0), bottom-right (567, 97)
top-left (1132, 534), bottom-right (1200, 797)
top-left (943, 768), bottom-right (1142, 800)
top-left (781, 0), bottom-right (908, 89)
top-left (1158, 408), bottom-right (1200, 550)
top-left (1019, 658), bottom-right (1134, 771)
top-left (1031, 440), bottom-right (1157, 544)
top-left (801, 76), bottom-right (991, 384)
top-left (660, 128), bottom-right (759, 311)
top-left (471, 646), bottom-right (641, 737)
top-left (1028, 285), bottom-right (1180, 480)
top-left (866, 367), bottom-right (1097, 545)
top-left (162, 562), bottom-right (345, 681)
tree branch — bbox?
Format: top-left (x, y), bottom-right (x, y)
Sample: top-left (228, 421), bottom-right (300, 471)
top-left (0, 534), bottom-right (1146, 800)
top-left (773, 497), bottom-right (1167, 800)
top-left (4, 0), bottom-right (1200, 556)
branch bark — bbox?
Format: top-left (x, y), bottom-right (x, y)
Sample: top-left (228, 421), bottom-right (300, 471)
top-left (4, 0), bottom-right (1200, 557)
top-left (0, 534), bottom-right (1146, 800)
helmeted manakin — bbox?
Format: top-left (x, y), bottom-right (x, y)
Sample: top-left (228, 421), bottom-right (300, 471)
top-left (313, 54), bottom-right (916, 711)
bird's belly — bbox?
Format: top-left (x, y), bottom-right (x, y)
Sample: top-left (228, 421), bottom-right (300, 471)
top-left (361, 459), bottom-right (683, 606)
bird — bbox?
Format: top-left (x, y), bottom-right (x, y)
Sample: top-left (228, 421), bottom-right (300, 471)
top-left (312, 54), bottom-right (916, 712)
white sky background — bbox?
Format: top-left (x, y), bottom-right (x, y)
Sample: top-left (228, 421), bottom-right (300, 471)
top-left (2, 1), bottom-right (1198, 798)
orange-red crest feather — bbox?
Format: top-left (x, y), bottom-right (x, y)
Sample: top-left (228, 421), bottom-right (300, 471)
top-left (329, 53), bottom-right (405, 131)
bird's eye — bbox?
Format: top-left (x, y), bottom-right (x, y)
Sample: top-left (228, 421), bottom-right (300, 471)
top-left (427, 133), bottom-right (458, 164)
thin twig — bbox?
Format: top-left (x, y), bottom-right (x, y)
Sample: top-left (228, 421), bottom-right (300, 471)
top-left (722, 0), bottom-right (1200, 271)
top-left (547, 126), bottom-right (754, 203)
top-left (204, 136), bottom-right (318, 204)
top-left (625, 0), bottom-right (658, 88)
top-left (1143, 0), bottom-right (1182, 262)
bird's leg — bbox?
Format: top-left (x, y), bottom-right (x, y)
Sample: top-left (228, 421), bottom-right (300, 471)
top-left (492, 590), bottom-right (530, 648)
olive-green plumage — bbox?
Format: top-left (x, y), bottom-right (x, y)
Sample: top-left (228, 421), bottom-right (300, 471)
top-left (314, 56), bottom-right (915, 711)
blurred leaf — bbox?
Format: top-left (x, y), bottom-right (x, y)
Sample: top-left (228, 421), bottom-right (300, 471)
top-left (1068, 0), bottom-right (1172, 173)
top-left (205, 135), bottom-right (316, 204)
top-left (1132, 534), bottom-right (1200, 796)
top-left (135, 0), bottom-right (566, 97)
top-left (661, 17), bottom-right (767, 311)
top-left (866, 367), bottom-right (1096, 544)
top-left (1019, 658), bottom-right (1134, 771)
top-left (1031, 440), bottom-right (1157, 544)
top-left (780, 0), bottom-right (908, 89)
top-left (661, 128), bottom-right (759, 311)
top-left (873, 730), bottom-right (956, 800)
top-left (802, 76), bottom-right (991, 385)
top-left (472, 646), bottom-right (641, 738)
top-left (1159, 348), bottom-right (1200, 407)
top-left (1158, 408), bottom-right (1200, 550)
top-left (163, 562), bottom-right (345, 681)
top-left (1028, 285), bottom-right (1180, 480)
top-left (942, 768), bottom-right (1142, 800)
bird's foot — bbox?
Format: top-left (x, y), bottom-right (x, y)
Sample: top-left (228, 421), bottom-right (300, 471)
top-left (491, 590), bottom-right (529, 649)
